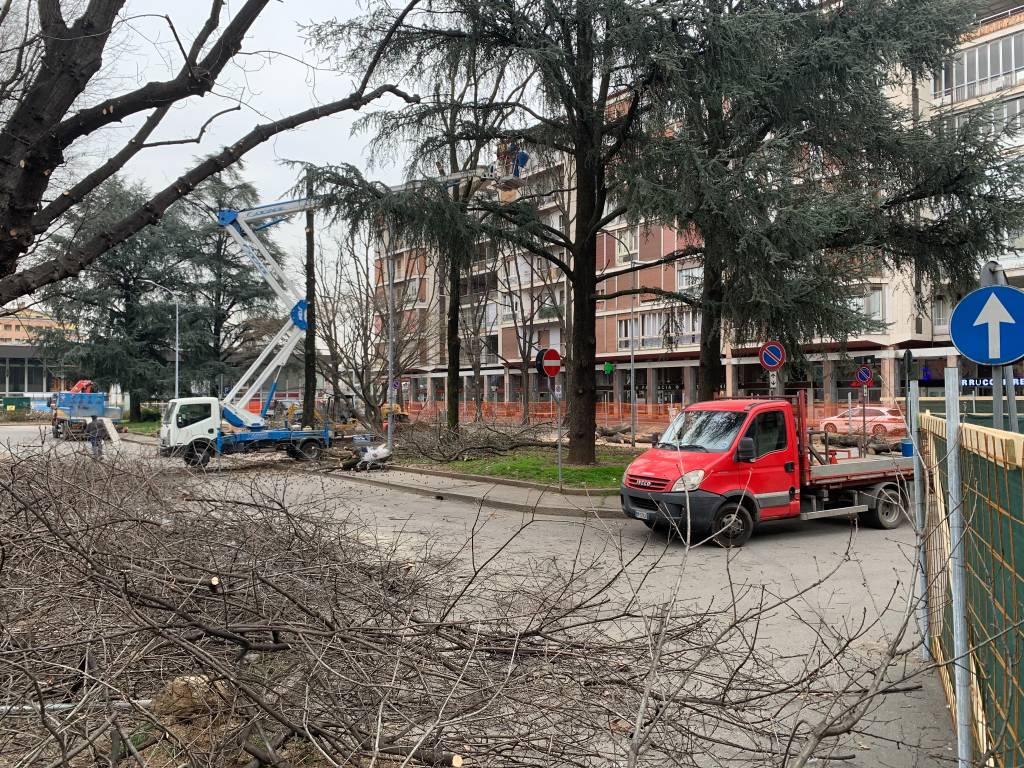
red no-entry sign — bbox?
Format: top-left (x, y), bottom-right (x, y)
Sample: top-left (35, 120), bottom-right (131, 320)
top-left (535, 348), bottom-right (562, 378)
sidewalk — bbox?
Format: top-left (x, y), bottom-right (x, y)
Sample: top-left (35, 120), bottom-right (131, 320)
top-left (332, 469), bottom-right (622, 518)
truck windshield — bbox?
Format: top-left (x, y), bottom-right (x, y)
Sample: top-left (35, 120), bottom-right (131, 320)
top-left (161, 404), bottom-right (174, 425)
top-left (657, 410), bottom-right (746, 452)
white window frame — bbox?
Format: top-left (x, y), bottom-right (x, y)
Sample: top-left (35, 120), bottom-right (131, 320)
top-left (615, 226), bottom-right (639, 264)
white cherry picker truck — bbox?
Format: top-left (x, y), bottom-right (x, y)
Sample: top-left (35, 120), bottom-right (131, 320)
top-left (159, 196), bottom-right (335, 467)
top-left (159, 165), bottom-right (514, 468)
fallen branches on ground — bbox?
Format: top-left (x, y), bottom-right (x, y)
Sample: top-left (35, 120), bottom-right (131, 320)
top-left (398, 419), bottom-right (552, 462)
top-left (0, 449), bottom-right (938, 766)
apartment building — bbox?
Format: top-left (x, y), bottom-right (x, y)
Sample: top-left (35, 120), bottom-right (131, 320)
top-left (0, 306), bottom-right (66, 396)
top-left (381, 2), bottom-right (1024, 407)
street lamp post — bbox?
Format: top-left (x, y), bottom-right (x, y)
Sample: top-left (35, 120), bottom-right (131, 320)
top-left (142, 279), bottom-right (179, 400)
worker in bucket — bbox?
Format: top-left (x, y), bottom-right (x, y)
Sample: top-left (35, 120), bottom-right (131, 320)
top-left (84, 415), bottom-right (104, 460)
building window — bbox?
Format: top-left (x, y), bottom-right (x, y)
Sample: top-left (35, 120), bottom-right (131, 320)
top-left (617, 318), bottom-right (638, 350)
top-left (674, 309), bottom-right (701, 345)
top-left (851, 286), bottom-right (885, 322)
top-left (641, 312), bottom-right (666, 348)
top-left (676, 266), bottom-right (703, 295)
top-left (932, 296), bottom-right (949, 330)
top-left (933, 31), bottom-right (1024, 104)
top-left (503, 295), bottom-right (519, 320)
top-left (615, 226), bottom-right (639, 263)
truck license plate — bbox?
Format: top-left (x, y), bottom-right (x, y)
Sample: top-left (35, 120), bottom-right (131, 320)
top-left (632, 509), bottom-right (649, 521)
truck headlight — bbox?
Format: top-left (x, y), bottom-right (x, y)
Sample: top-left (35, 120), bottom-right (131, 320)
top-left (671, 470), bottom-right (704, 492)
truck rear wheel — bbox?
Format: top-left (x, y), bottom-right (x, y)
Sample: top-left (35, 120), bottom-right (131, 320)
top-left (861, 485), bottom-right (905, 529)
top-left (293, 439), bottom-right (323, 461)
top-left (711, 503), bottom-right (754, 548)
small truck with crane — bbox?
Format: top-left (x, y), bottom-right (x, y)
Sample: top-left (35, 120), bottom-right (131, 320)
top-left (620, 393), bottom-right (914, 547)
top-left (51, 380), bottom-right (123, 440)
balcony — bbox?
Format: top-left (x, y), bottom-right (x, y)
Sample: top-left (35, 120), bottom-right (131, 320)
top-left (538, 304), bottom-right (563, 320)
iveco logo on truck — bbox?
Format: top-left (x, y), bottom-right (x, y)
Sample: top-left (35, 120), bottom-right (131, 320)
top-left (634, 479), bottom-right (652, 487)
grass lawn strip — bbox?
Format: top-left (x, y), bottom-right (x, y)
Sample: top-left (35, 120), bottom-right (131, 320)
top-left (400, 447), bottom-right (637, 489)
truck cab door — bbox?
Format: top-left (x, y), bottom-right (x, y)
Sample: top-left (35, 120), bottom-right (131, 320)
top-left (172, 401), bottom-right (217, 448)
top-left (738, 408), bottom-right (799, 520)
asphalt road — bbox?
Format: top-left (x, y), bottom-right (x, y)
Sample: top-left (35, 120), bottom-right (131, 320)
top-left (259, 470), bottom-right (955, 767)
top-left (0, 424), bottom-right (955, 766)
top-left (0, 423), bottom-right (153, 460)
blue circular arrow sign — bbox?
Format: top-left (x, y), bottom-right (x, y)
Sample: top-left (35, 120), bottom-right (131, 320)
top-left (758, 341), bottom-right (786, 371)
top-left (949, 285), bottom-right (1024, 366)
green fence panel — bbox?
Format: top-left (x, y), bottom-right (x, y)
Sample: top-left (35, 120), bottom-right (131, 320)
top-left (929, 427), bottom-right (1024, 766)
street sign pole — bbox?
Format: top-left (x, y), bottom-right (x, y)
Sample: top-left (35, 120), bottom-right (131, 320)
top-left (553, 377), bottom-right (563, 490)
top-left (861, 385), bottom-right (867, 455)
top-left (944, 365), bottom-right (972, 768)
top-left (908, 381), bottom-right (930, 660)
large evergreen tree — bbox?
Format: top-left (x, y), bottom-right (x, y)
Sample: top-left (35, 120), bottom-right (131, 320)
top-left (36, 178), bottom-right (195, 420)
top-left (314, 0), bottom-right (673, 462)
top-left (616, 0), bottom-right (1024, 399)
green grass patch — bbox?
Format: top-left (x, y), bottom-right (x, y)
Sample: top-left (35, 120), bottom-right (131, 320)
top-left (401, 447), bottom-right (637, 488)
top-left (122, 420), bottom-right (161, 436)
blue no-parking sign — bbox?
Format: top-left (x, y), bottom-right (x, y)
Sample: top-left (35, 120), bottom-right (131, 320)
top-left (949, 285), bottom-right (1024, 366)
top-left (855, 365), bottom-right (873, 386)
top-left (758, 341), bottom-right (786, 371)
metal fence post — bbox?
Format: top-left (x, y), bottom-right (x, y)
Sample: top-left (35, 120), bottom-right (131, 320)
top-left (909, 381), bottom-right (930, 660)
top-left (945, 366), bottom-right (973, 767)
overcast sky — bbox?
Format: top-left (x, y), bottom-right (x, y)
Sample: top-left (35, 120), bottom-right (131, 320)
top-left (105, 0), bottom-right (407, 254)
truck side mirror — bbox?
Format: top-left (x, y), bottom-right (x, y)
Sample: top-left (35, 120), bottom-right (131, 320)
top-left (736, 436), bottom-right (756, 463)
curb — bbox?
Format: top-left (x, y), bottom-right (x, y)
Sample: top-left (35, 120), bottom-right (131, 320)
top-left (121, 433), bottom-right (158, 445)
top-left (390, 464), bottom-right (619, 496)
top-left (325, 470), bottom-right (618, 519)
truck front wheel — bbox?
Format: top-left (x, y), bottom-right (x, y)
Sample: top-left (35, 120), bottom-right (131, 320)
top-left (184, 443), bottom-right (213, 468)
top-left (711, 503), bottom-right (754, 548)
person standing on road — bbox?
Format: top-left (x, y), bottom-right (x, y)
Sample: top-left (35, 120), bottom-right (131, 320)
top-left (84, 415), bottom-right (104, 460)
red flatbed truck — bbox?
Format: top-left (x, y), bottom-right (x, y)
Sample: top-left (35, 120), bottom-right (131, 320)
top-left (620, 394), bottom-right (914, 547)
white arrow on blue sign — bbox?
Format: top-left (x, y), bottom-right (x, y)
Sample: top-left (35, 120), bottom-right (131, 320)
top-left (949, 285), bottom-right (1024, 366)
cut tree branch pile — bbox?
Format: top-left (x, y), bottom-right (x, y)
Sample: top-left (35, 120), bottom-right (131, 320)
top-left (0, 449), bottom-right (935, 766)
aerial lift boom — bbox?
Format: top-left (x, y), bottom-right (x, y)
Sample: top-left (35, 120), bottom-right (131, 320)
top-left (216, 198), bottom-right (320, 428)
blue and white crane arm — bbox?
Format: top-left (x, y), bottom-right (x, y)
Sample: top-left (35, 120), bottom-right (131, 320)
top-left (216, 197), bottom-right (323, 429)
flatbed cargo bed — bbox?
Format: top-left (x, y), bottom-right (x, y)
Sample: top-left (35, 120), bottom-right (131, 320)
top-left (808, 455), bottom-right (913, 485)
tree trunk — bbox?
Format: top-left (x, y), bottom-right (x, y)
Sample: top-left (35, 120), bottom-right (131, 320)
top-left (473, 365), bottom-right (483, 420)
top-left (520, 359), bottom-right (530, 425)
top-left (130, 396), bottom-right (142, 422)
top-left (697, 235), bottom-right (725, 401)
top-left (566, 180), bottom-right (598, 464)
top-left (445, 264), bottom-right (461, 433)
top-left (302, 173), bottom-right (317, 426)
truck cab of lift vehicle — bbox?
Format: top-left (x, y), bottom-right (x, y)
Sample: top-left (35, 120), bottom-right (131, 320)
top-left (621, 400), bottom-right (801, 546)
top-left (160, 397), bottom-right (220, 458)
